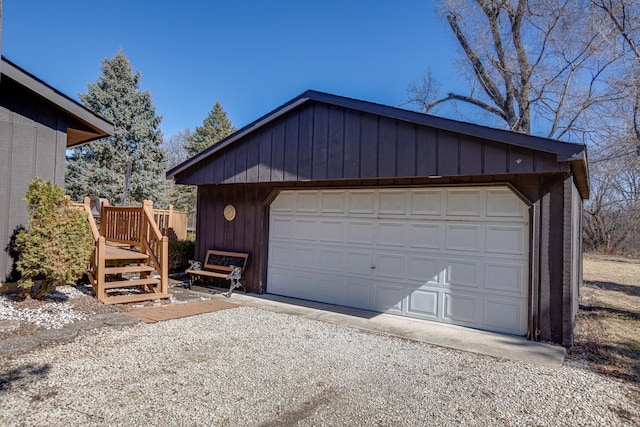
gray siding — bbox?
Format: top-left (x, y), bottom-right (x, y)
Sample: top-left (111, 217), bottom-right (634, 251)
top-left (176, 102), bottom-right (567, 185)
top-left (0, 84), bottom-right (69, 282)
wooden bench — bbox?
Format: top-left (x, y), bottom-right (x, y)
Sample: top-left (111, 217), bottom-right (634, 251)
top-left (186, 250), bottom-right (249, 293)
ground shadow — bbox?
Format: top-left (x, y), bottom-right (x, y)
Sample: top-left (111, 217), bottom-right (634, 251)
top-left (579, 304), bottom-right (640, 320)
top-left (0, 364), bottom-right (52, 392)
top-left (584, 280), bottom-right (640, 298)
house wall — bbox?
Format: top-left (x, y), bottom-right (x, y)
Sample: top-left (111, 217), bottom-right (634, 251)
top-left (195, 172), bottom-right (575, 345)
top-left (0, 78), bottom-right (69, 282)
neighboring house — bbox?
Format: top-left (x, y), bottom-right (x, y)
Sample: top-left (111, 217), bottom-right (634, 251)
top-left (167, 90), bottom-right (588, 347)
top-left (0, 57), bottom-right (114, 283)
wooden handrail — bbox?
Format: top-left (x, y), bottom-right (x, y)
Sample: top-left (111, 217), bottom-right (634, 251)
top-left (141, 200), bottom-right (168, 294)
top-left (71, 197), bottom-right (100, 242)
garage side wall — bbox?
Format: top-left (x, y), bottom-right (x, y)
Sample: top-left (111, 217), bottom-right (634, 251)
top-left (0, 80), bottom-right (69, 282)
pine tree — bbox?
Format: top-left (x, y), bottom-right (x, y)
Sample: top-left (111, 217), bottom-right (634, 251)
top-left (184, 101), bottom-right (237, 157)
top-left (65, 51), bottom-right (168, 205)
top-left (169, 102), bottom-right (236, 218)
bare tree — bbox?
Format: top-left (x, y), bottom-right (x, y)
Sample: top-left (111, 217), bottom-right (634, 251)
top-left (582, 1), bottom-right (640, 254)
top-left (163, 128), bottom-right (192, 169)
top-left (408, 0), bottom-right (616, 141)
top-left (163, 128), bottom-right (195, 212)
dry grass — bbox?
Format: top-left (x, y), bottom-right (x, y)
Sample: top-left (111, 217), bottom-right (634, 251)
top-left (572, 254), bottom-right (640, 391)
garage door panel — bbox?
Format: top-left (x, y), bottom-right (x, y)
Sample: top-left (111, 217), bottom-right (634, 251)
top-left (446, 225), bottom-right (481, 252)
top-left (485, 226), bottom-right (525, 255)
top-left (271, 218), bottom-right (294, 240)
top-left (377, 222), bottom-right (405, 247)
top-left (296, 191), bottom-right (319, 213)
top-left (374, 253), bottom-right (404, 279)
top-left (346, 251), bottom-right (373, 276)
top-left (315, 277), bottom-right (342, 304)
top-left (443, 292), bottom-right (478, 323)
top-left (295, 219), bottom-right (318, 241)
top-left (407, 288), bottom-right (439, 317)
top-left (268, 272), bottom-right (291, 295)
top-left (379, 190), bottom-right (407, 215)
top-left (408, 256), bottom-right (441, 284)
top-left (409, 223), bottom-right (441, 249)
top-left (446, 190), bottom-right (482, 216)
top-left (271, 192), bottom-right (294, 212)
top-left (292, 274), bottom-right (315, 300)
top-left (373, 284), bottom-right (404, 313)
top-left (270, 245), bottom-right (292, 267)
top-left (486, 189), bottom-right (526, 218)
top-left (410, 190), bottom-right (442, 216)
top-left (445, 259), bottom-right (482, 288)
top-left (320, 191), bottom-right (346, 214)
top-left (293, 247), bottom-right (315, 269)
top-left (483, 298), bottom-right (526, 334)
top-left (344, 279), bottom-right (371, 309)
top-left (348, 191), bottom-right (375, 215)
top-left (346, 221), bottom-right (374, 245)
top-left (268, 187), bottom-right (529, 336)
top-left (318, 249), bottom-right (343, 272)
top-left (485, 262), bottom-right (525, 295)
top-left (319, 220), bottom-right (344, 242)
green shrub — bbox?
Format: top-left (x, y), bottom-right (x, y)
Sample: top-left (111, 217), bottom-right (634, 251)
top-left (16, 178), bottom-right (94, 298)
top-left (168, 240), bottom-right (195, 273)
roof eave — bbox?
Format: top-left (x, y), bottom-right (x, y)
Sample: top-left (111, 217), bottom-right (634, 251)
top-left (166, 94), bottom-right (312, 179)
top-left (1, 57), bottom-right (114, 146)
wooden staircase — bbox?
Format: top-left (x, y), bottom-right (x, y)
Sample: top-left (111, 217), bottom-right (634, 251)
top-left (75, 198), bottom-right (171, 304)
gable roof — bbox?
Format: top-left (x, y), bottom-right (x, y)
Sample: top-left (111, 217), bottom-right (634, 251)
top-left (1, 57), bottom-right (114, 147)
top-left (168, 90), bottom-right (589, 198)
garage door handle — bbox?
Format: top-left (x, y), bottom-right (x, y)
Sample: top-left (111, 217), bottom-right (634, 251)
top-left (370, 266), bottom-right (376, 269)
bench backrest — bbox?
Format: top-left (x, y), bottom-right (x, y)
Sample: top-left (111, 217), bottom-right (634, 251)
top-left (203, 250), bottom-right (249, 274)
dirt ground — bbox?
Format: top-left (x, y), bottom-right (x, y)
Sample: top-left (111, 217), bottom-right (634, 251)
top-left (571, 254), bottom-right (640, 401)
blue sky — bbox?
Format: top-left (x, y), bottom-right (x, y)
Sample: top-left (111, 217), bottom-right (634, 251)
top-left (3, 1), bottom-right (462, 139)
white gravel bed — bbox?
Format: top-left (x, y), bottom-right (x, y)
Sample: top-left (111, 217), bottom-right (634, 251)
top-left (0, 307), bottom-right (637, 426)
top-left (0, 287), bottom-right (88, 329)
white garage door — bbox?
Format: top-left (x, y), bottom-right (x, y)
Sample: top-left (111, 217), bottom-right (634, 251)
top-left (267, 187), bottom-right (529, 335)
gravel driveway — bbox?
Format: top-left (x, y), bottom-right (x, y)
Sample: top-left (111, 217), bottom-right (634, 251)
top-left (0, 306), bottom-right (637, 426)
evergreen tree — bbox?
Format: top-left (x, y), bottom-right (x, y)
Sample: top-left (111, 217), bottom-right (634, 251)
top-left (184, 101), bottom-right (237, 157)
top-left (169, 102), bottom-right (236, 218)
top-left (66, 51), bottom-right (168, 205)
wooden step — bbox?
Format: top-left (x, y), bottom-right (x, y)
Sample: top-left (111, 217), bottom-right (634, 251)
top-left (104, 245), bottom-right (149, 261)
top-left (104, 265), bottom-right (155, 274)
top-left (100, 292), bottom-right (172, 305)
top-left (102, 278), bottom-right (161, 290)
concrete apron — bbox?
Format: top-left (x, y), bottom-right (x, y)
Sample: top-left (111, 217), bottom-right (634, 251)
top-left (197, 290), bottom-right (566, 368)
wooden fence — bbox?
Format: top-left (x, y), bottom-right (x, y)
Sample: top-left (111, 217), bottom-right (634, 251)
top-left (153, 205), bottom-right (188, 241)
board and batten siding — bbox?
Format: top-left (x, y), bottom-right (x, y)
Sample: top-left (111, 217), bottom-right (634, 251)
top-left (0, 81), bottom-right (70, 281)
top-left (194, 172), bottom-right (576, 344)
top-left (175, 101), bottom-right (568, 186)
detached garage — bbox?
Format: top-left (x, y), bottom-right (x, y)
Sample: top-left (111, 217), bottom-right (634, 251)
top-left (167, 90), bottom-right (589, 347)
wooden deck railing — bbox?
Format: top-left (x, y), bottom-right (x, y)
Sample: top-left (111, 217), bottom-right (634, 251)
top-left (101, 205), bottom-right (143, 246)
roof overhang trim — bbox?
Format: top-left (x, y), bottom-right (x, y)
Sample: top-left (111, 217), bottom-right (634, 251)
top-left (167, 90), bottom-right (590, 200)
top-left (1, 57), bottom-right (114, 147)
